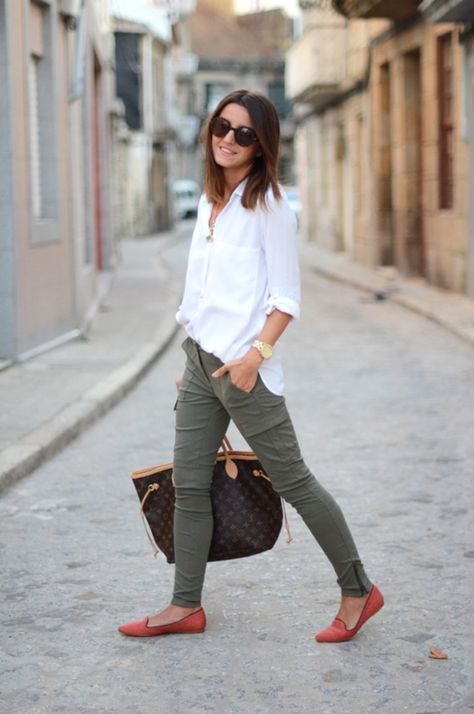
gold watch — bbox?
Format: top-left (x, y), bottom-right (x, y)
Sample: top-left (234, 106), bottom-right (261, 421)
top-left (252, 340), bottom-right (273, 359)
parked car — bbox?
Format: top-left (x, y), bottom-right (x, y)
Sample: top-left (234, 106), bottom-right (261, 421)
top-left (283, 185), bottom-right (301, 225)
top-left (173, 180), bottom-right (201, 219)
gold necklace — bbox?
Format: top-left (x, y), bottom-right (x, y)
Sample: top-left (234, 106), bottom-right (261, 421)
top-left (207, 204), bottom-right (223, 242)
top-left (206, 218), bottom-right (216, 243)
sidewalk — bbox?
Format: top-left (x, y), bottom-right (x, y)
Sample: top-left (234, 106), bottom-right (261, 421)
top-left (1, 230), bottom-right (473, 495)
top-left (300, 241), bottom-right (474, 347)
top-left (0, 226), bottom-right (191, 494)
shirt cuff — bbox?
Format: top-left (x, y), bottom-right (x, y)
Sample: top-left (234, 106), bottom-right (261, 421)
top-left (265, 295), bottom-right (300, 320)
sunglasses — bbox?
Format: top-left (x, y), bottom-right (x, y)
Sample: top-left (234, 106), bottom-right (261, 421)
top-left (210, 116), bottom-right (258, 147)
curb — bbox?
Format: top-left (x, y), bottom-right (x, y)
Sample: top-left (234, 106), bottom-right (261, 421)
top-left (0, 292), bottom-right (181, 496)
top-left (309, 260), bottom-right (474, 349)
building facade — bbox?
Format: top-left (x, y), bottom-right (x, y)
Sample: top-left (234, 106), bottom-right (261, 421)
top-left (176, 0), bottom-right (295, 186)
top-left (0, 0), bottom-right (115, 365)
top-left (0, 0), bottom-right (194, 366)
top-left (420, 0), bottom-right (474, 297)
top-left (287, 0), bottom-right (473, 297)
top-left (110, 0), bottom-right (193, 237)
top-left (287, 6), bottom-right (388, 257)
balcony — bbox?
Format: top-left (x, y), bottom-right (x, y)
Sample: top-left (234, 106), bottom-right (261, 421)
top-left (420, 0), bottom-right (474, 22)
top-left (285, 21), bottom-right (346, 108)
top-left (332, 0), bottom-right (421, 22)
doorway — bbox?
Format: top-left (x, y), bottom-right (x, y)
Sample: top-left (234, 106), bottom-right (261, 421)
top-left (404, 48), bottom-right (425, 276)
top-left (378, 62), bottom-right (394, 265)
top-left (467, 36), bottom-right (474, 298)
top-left (92, 52), bottom-right (103, 270)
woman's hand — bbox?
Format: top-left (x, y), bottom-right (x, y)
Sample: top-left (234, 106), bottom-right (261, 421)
top-left (175, 377), bottom-right (182, 391)
top-left (212, 348), bottom-right (262, 393)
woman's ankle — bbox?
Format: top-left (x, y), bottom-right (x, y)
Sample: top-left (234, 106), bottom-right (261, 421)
top-left (169, 603), bottom-right (201, 613)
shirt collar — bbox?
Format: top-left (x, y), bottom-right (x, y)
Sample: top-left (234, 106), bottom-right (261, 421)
top-left (233, 177), bottom-right (247, 197)
top-left (204, 177), bottom-right (248, 206)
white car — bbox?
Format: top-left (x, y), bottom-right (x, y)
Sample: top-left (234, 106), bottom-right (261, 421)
top-left (173, 180), bottom-right (200, 220)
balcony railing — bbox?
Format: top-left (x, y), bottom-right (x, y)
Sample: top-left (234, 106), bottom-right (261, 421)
top-left (332, 0), bottom-right (421, 22)
top-left (285, 21), bottom-right (346, 107)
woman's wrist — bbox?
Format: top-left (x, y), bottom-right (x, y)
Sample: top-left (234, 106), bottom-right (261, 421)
top-left (246, 347), bottom-right (264, 365)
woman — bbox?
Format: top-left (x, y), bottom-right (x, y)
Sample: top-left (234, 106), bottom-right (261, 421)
top-left (119, 90), bottom-right (383, 643)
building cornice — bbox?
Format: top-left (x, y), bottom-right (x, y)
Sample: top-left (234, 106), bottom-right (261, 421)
top-left (332, 0), bottom-right (421, 22)
top-left (420, 0), bottom-right (474, 22)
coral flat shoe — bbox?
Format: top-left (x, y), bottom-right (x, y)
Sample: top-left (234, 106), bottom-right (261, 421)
top-left (315, 585), bottom-right (384, 643)
top-left (118, 608), bottom-right (206, 637)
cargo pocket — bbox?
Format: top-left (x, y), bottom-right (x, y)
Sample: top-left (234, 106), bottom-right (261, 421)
top-left (176, 356), bottom-right (199, 407)
top-left (224, 373), bottom-right (289, 438)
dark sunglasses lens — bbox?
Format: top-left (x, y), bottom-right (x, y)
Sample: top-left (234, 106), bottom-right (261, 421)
top-left (210, 117), bottom-right (230, 138)
top-left (210, 117), bottom-right (257, 147)
top-left (235, 128), bottom-right (256, 147)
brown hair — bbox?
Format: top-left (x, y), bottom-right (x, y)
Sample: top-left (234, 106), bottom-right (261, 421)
top-left (202, 89), bottom-right (282, 210)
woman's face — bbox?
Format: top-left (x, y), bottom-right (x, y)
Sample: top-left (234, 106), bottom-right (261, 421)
top-left (211, 103), bottom-right (259, 174)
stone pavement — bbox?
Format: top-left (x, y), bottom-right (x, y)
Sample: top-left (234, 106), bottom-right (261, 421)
top-left (1, 231), bottom-right (474, 498)
top-left (1, 254), bottom-right (473, 713)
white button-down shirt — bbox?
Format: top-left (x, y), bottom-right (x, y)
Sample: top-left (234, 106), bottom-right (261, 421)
top-left (176, 181), bottom-right (300, 395)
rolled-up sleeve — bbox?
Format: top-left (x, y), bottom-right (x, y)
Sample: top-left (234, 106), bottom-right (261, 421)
top-left (262, 195), bottom-right (301, 320)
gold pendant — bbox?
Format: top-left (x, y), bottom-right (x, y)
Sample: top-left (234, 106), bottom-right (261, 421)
top-left (206, 221), bottom-right (215, 242)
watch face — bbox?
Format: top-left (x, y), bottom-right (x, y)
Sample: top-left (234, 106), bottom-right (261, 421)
top-left (261, 343), bottom-right (273, 359)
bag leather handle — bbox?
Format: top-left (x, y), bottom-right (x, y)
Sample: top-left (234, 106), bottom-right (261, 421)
top-left (219, 437), bottom-right (238, 479)
top-left (219, 435), bottom-right (233, 456)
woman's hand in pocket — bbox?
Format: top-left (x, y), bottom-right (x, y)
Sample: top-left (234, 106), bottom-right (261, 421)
top-left (212, 349), bottom-right (262, 393)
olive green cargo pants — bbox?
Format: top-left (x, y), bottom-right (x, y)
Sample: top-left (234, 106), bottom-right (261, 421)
top-left (172, 337), bottom-right (372, 607)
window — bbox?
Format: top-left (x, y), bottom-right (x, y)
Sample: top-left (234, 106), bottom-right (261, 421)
top-left (268, 82), bottom-right (290, 120)
top-left (321, 121), bottom-right (329, 206)
top-left (355, 113), bottom-right (363, 215)
top-left (205, 83), bottom-right (231, 114)
top-left (437, 33), bottom-right (454, 210)
top-left (29, 56), bottom-right (42, 218)
top-left (115, 32), bottom-right (143, 130)
top-left (28, 0), bottom-right (58, 225)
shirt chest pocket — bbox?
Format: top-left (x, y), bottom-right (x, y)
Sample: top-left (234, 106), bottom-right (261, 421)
top-left (205, 242), bottom-right (260, 310)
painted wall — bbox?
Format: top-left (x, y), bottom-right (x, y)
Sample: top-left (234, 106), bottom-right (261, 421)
top-left (0, 0), bottom-right (114, 361)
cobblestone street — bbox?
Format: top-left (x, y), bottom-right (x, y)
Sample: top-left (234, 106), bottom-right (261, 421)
top-left (1, 263), bottom-right (473, 713)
